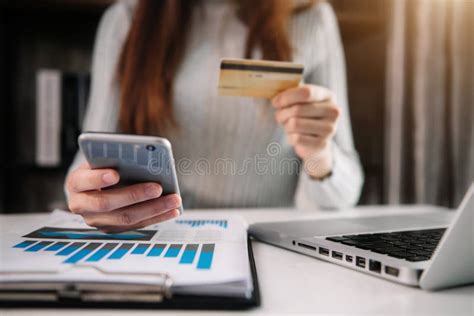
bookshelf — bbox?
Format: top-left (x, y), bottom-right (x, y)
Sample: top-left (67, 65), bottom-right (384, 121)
top-left (0, 0), bottom-right (112, 213)
top-left (0, 0), bottom-right (389, 213)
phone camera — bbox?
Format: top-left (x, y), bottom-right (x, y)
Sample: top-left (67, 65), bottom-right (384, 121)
top-left (146, 145), bottom-right (156, 151)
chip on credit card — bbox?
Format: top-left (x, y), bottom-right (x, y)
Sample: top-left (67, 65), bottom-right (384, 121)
top-left (218, 58), bottom-right (304, 99)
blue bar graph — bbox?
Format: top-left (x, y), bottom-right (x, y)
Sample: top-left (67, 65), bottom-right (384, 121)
top-left (179, 244), bottom-right (198, 264)
top-left (175, 219), bottom-right (228, 229)
top-left (197, 244), bottom-right (215, 270)
top-left (164, 244), bottom-right (182, 258)
top-left (131, 243), bottom-right (150, 255)
top-left (147, 244), bottom-right (166, 257)
top-left (25, 241), bottom-right (53, 252)
top-left (86, 243), bottom-right (118, 262)
top-left (45, 242), bottom-right (69, 252)
top-left (108, 243), bottom-right (133, 260)
top-left (64, 243), bottom-right (101, 264)
top-left (56, 242), bottom-right (86, 256)
top-left (12, 238), bottom-right (215, 270)
top-left (13, 240), bottom-right (37, 249)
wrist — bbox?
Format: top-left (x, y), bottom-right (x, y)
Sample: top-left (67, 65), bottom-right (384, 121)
top-left (303, 144), bottom-right (333, 180)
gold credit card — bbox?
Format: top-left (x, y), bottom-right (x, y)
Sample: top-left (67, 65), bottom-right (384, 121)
top-left (218, 58), bottom-right (304, 99)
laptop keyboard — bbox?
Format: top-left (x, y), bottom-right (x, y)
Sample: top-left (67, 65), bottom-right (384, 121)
top-left (326, 228), bottom-right (446, 262)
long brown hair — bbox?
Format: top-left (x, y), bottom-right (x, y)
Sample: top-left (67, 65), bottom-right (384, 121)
top-left (118, 0), bottom-right (315, 135)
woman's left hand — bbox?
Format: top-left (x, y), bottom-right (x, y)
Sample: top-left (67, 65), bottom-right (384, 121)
top-left (272, 84), bottom-right (340, 179)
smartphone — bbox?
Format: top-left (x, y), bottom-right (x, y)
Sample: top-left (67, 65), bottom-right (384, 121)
top-left (78, 132), bottom-right (182, 214)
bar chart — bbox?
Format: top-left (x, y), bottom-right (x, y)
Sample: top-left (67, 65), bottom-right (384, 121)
top-left (13, 239), bottom-right (215, 270)
top-left (175, 219), bottom-right (228, 229)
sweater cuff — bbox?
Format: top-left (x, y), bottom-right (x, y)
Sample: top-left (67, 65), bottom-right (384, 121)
top-left (295, 143), bottom-right (363, 210)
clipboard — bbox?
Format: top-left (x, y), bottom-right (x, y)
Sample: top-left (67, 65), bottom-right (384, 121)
top-left (0, 237), bottom-right (260, 310)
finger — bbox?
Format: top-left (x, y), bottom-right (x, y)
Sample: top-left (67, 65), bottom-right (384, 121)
top-left (272, 85), bottom-right (333, 108)
top-left (83, 194), bottom-right (182, 228)
top-left (284, 118), bottom-right (336, 137)
top-left (288, 133), bottom-right (328, 150)
top-left (275, 102), bottom-right (340, 124)
top-left (66, 165), bottom-right (119, 193)
top-left (98, 209), bottom-right (181, 233)
top-left (68, 182), bottom-right (163, 214)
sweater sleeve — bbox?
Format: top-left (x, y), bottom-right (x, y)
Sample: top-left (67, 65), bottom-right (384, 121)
top-left (65, 2), bottom-right (132, 199)
top-left (294, 3), bottom-right (364, 210)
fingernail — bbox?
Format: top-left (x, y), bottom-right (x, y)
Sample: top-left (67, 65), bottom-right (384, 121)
top-left (145, 184), bottom-right (162, 198)
top-left (165, 195), bottom-right (181, 209)
top-left (102, 172), bottom-right (117, 184)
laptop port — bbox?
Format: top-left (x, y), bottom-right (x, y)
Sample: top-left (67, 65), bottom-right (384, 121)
top-left (369, 260), bottom-right (381, 273)
top-left (297, 242), bottom-right (316, 251)
top-left (385, 266), bottom-right (400, 277)
top-left (332, 251), bottom-right (343, 260)
top-left (346, 255), bottom-right (353, 263)
top-left (356, 256), bottom-right (366, 268)
top-left (319, 247), bottom-right (329, 256)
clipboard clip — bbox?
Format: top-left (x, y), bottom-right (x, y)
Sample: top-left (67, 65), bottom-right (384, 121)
top-left (56, 272), bottom-right (173, 303)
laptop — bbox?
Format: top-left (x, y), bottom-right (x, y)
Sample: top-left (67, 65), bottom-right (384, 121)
top-left (249, 184), bottom-right (473, 290)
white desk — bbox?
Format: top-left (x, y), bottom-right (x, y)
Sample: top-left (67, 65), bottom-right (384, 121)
top-left (1, 206), bottom-right (473, 315)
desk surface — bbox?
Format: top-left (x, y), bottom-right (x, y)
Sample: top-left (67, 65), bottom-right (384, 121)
top-left (1, 206), bottom-right (473, 316)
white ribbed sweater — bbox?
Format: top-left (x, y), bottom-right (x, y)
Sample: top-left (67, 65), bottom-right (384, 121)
top-left (68, 0), bottom-right (364, 210)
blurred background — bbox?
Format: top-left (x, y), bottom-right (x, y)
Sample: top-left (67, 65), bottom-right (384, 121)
top-left (0, 0), bottom-right (472, 213)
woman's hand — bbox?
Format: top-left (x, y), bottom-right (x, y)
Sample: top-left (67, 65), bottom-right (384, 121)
top-left (66, 163), bottom-right (181, 232)
top-left (272, 84), bottom-right (340, 179)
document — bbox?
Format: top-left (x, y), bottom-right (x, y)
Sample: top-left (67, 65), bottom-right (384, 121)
top-left (0, 210), bottom-right (252, 298)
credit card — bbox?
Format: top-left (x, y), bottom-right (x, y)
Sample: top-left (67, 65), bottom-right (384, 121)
top-left (218, 58), bottom-right (304, 99)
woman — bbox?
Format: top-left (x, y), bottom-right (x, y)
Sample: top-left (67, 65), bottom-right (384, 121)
top-left (65, 0), bottom-right (363, 232)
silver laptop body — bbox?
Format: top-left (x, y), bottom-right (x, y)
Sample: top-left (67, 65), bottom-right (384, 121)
top-left (249, 184), bottom-right (474, 290)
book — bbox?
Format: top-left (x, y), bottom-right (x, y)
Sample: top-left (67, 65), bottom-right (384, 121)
top-left (35, 69), bottom-right (90, 167)
top-left (35, 69), bottom-right (62, 167)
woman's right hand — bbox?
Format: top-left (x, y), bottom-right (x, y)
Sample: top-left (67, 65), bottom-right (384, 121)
top-left (66, 163), bottom-right (182, 232)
